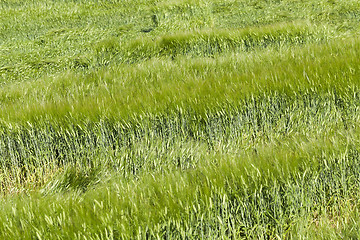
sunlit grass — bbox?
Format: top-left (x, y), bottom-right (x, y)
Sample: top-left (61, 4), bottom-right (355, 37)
top-left (1, 0), bottom-right (360, 238)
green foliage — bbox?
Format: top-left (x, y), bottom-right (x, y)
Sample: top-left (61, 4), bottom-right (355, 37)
top-left (1, 0), bottom-right (360, 238)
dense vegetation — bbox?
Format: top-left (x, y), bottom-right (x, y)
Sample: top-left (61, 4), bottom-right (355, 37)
top-left (1, 0), bottom-right (360, 238)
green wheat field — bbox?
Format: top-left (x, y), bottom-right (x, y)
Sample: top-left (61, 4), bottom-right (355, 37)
top-left (1, 0), bottom-right (360, 239)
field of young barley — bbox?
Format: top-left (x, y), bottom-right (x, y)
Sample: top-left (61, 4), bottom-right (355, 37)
top-left (1, 0), bottom-right (360, 239)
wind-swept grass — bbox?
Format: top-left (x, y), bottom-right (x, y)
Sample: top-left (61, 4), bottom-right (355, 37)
top-left (1, 0), bottom-right (360, 239)
top-left (2, 127), bottom-right (360, 239)
top-left (0, 0), bottom-right (359, 83)
top-left (0, 36), bottom-right (359, 123)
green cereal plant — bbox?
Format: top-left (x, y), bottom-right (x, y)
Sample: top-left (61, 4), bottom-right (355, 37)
top-left (0, 0), bottom-right (360, 238)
